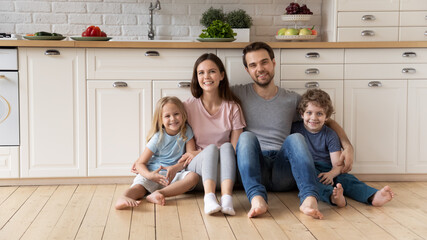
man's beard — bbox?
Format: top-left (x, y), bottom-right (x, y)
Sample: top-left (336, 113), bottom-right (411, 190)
top-left (253, 74), bottom-right (273, 88)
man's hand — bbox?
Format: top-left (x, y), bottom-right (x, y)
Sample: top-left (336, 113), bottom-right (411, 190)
top-left (318, 171), bottom-right (336, 185)
top-left (147, 166), bottom-right (169, 186)
top-left (340, 146), bottom-right (354, 173)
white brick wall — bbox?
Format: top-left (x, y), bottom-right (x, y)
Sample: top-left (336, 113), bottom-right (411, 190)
top-left (0, 0), bottom-right (322, 41)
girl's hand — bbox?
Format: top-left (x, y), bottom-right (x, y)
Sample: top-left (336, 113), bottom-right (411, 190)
top-left (318, 171), bottom-right (336, 185)
top-left (147, 166), bottom-right (169, 186)
top-left (130, 162), bottom-right (138, 174)
top-left (178, 151), bottom-right (198, 167)
top-left (163, 165), bottom-right (179, 183)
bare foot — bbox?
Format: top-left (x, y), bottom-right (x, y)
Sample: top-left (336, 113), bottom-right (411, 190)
top-left (115, 196), bottom-right (141, 210)
top-left (331, 183), bottom-right (346, 208)
top-left (248, 195), bottom-right (268, 218)
top-left (300, 196), bottom-right (324, 219)
top-left (371, 186), bottom-right (394, 207)
top-left (146, 191), bottom-right (165, 206)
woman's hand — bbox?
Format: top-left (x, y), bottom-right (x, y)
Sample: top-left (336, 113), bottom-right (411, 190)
top-left (147, 166), bottom-right (169, 186)
top-left (178, 151), bottom-right (199, 167)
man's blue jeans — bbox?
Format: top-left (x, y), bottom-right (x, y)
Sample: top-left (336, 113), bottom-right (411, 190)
top-left (236, 131), bottom-right (319, 204)
top-left (315, 161), bottom-right (378, 205)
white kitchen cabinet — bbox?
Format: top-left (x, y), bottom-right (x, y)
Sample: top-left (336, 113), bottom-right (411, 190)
top-left (153, 81), bottom-right (192, 105)
top-left (0, 147), bottom-right (19, 178)
top-left (407, 80), bottom-right (427, 173)
top-left (19, 48), bottom-right (86, 177)
top-left (87, 80), bottom-right (151, 176)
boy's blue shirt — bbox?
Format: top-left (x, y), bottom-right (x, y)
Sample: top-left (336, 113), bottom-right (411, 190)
top-left (291, 121), bottom-right (341, 164)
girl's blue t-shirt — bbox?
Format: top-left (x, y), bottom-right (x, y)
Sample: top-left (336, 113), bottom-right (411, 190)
top-left (146, 124), bottom-right (193, 171)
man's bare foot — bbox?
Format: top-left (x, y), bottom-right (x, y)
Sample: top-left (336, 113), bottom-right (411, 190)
top-left (371, 186), bottom-right (394, 207)
top-left (146, 191), bottom-right (165, 206)
top-left (300, 196), bottom-right (324, 219)
top-left (115, 196), bottom-right (141, 210)
top-left (248, 195), bottom-right (268, 218)
top-left (331, 183), bottom-right (346, 207)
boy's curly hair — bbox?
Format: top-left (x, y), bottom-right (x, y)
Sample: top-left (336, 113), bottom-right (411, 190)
top-left (297, 89), bottom-right (335, 118)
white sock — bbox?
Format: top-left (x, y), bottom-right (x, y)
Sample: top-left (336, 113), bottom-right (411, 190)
top-left (204, 192), bottom-right (221, 215)
top-left (220, 194), bottom-right (235, 215)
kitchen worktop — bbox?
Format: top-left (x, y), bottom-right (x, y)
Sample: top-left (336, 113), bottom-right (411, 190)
top-left (2, 40), bottom-right (427, 48)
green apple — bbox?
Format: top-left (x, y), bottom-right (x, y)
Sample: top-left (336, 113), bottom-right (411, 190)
top-left (299, 28), bottom-right (312, 35)
top-left (284, 28), bottom-right (299, 35)
top-left (277, 28), bottom-right (287, 36)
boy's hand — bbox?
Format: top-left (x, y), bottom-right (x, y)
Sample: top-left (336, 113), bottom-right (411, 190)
top-left (318, 171), bottom-right (336, 185)
top-left (147, 166), bottom-right (169, 186)
top-left (178, 152), bottom-right (198, 167)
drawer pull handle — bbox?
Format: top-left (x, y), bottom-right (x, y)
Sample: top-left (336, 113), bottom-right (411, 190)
top-left (178, 82), bottom-right (191, 88)
top-left (145, 51), bottom-right (160, 57)
top-left (368, 81), bottom-right (382, 87)
top-left (402, 52), bottom-right (417, 57)
top-left (0, 75), bottom-right (5, 79)
top-left (402, 68), bottom-right (416, 74)
top-left (361, 30), bottom-right (375, 36)
top-left (361, 15), bottom-right (376, 21)
top-left (425, 31), bottom-right (427, 36)
top-left (305, 82), bottom-right (319, 88)
top-left (113, 82), bottom-right (128, 88)
top-left (305, 68), bottom-right (320, 75)
top-left (45, 49), bottom-right (60, 55)
top-left (305, 52), bottom-right (320, 58)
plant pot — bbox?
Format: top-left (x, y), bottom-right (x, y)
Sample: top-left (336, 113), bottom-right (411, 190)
top-left (232, 28), bottom-right (250, 42)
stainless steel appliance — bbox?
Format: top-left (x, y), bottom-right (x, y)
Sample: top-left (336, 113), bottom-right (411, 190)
top-left (0, 48), bottom-right (19, 146)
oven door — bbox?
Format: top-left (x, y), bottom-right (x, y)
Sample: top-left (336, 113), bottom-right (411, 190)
top-left (0, 71), bottom-right (19, 146)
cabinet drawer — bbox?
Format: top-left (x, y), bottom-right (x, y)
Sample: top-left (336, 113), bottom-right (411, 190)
top-left (399, 27), bottom-right (427, 41)
top-left (338, 0), bottom-right (399, 11)
top-left (337, 27), bottom-right (398, 42)
top-left (281, 49), bottom-right (344, 64)
top-left (345, 49), bottom-right (427, 63)
top-left (400, 0), bottom-right (427, 11)
top-left (281, 65), bottom-right (343, 80)
top-left (338, 12), bottom-right (398, 27)
top-left (400, 12), bottom-right (427, 26)
top-left (345, 63), bottom-right (427, 79)
top-left (87, 48), bottom-right (214, 80)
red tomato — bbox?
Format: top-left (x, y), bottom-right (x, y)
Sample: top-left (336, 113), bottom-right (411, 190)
top-left (90, 26), bottom-right (101, 37)
top-left (100, 31), bottom-right (107, 37)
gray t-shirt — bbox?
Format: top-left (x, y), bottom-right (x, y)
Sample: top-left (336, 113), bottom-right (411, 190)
top-left (232, 84), bottom-right (301, 151)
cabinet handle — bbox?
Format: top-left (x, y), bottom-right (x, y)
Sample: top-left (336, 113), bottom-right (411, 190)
top-left (424, 31), bottom-right (427, 36)
top-left (368, 81), bottom-right (382, 87)
top-left (305, 68), bottom-right (320, 75)
top-left (361, 30), bottom-right (375, 36)
top-left (178, 82), bottom-right (191, 88)
top-left (145, 51), bottom-right (160, 56)
top-left (0, 75), bottom-right (5, 79)
top-left (305, 82), bottom-right (319, 88)
top-left (113, 82), bottom-right (128, 88)
top-left (44, 49), bottom-right (60, 55)
top-left (402, 68), bottom-right (416, 74)
top-left (361, 15), bottom-right (376, 21)
top-left (402, 52), bottom-right (417, 58)
top-left (305, 52), bottom-right (320, 58)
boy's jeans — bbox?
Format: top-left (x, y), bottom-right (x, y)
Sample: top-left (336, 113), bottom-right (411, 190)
top-left (236, 131), bottom-right (319, 204)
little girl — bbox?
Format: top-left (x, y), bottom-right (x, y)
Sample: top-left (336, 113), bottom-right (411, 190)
top-left (115, 96), bottom-right (199, 210)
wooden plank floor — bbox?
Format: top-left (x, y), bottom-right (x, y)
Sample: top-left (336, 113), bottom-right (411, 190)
top-left (1, 182), bottom-right (427, 240)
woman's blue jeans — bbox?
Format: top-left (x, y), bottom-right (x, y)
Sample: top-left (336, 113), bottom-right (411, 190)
top-left (236, 131), bottom-right (319, 204)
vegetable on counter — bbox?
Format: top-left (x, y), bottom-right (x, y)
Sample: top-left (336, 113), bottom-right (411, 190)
top-left (33, 32), bottom-right (63, 36)
top-left (199, 20), bottom-right (236, 39)
top-left (82, 26), bottom-right (107, 37)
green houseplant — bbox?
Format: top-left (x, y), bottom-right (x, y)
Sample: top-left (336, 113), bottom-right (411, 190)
top-left (225, 9), bottom-right (252, 42)
top-left (200, 7), bottom-right (225, 28)
top-left (199, 20), bottom-right (236, 39)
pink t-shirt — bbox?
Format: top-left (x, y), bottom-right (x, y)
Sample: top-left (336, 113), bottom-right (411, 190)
top-left (184, 97), bottom-right (246, 150)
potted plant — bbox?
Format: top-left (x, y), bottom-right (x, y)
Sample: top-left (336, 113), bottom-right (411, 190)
top-left (225, 9), bottom-right (253, 42)
top-left (200, 7), bottom-right (225, 28)
top-left (198, 20), bottom-right (236, 40)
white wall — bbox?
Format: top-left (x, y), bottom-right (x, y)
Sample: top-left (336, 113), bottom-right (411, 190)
top-left (0, 0), bottom-right (322, 42)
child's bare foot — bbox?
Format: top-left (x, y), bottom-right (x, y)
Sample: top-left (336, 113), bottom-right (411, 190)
top-left (331, 183), bottom-right (346, 207)
top-left (115, 196), bottom-right (141, 210)
top-left (248, 195), bottom-right (268, 218)
top-left (300, 196), bottom-right (324, 219)
top-left (371, 186), bottom-right (394, 207)
top-left (146, 191), bottom-right (166, 206)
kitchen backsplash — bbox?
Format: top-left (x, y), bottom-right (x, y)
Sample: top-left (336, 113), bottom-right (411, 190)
top-left (0, 0), bottom-right (322, 42)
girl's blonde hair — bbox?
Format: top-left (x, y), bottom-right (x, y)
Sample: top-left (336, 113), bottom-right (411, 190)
top-left (146, 96), bottom-right (189, 145)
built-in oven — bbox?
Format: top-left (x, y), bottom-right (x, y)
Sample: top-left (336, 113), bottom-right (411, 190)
top-left (0, 47), bottom-right (19, 146)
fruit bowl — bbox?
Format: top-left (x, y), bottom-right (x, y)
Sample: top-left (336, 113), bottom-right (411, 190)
top-left (281, 14), bottom-right (312, 22)
top-left (275, 35), bottom-right (317, 41)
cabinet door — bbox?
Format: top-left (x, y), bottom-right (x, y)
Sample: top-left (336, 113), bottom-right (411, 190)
top-left (0, 147), bottom-right (19, 178)
top-left (87, 80), bottom-right (151, 176)
top-left (281, 80), bottom-right (343, 126)
top-left (19, 48), bottom-right (86, 177)
top-left (217, 49), bottom-right (281, 86)
top-left (153, 81), bottom-right (192, 106)
top-left (407, 80), bottom-right (427, 173)
top-left (344, 80), bottom-right (406, 173)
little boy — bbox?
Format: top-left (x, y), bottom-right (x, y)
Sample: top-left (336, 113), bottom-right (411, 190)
top-left (291, 89), bottom-right (394, 207)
